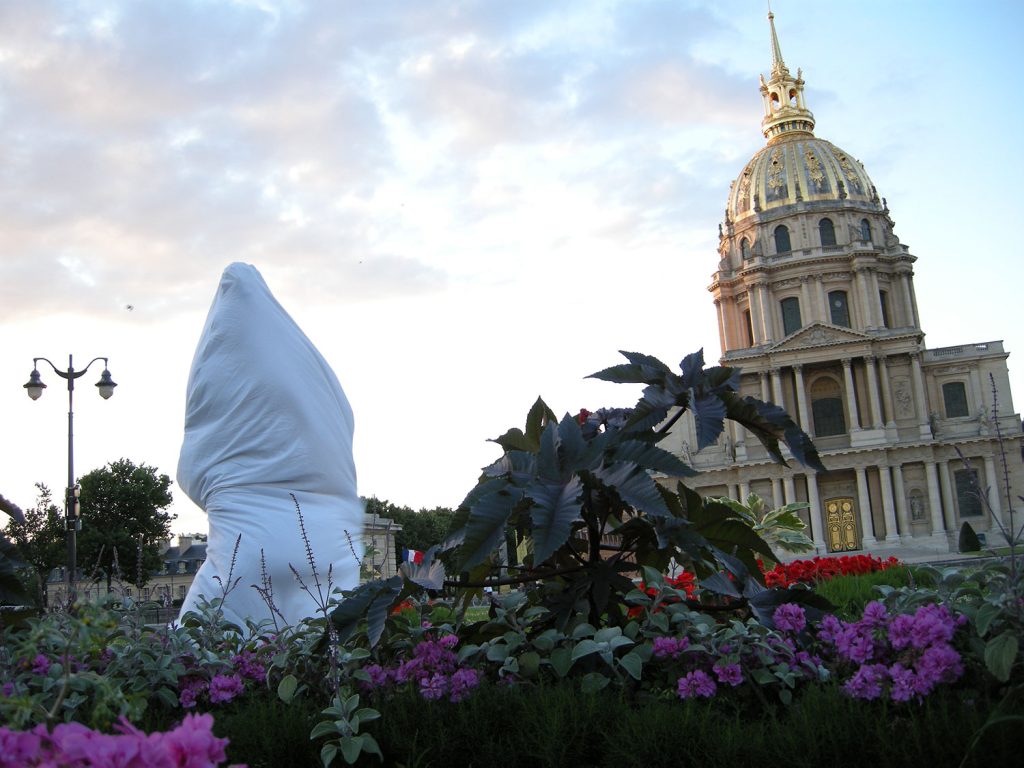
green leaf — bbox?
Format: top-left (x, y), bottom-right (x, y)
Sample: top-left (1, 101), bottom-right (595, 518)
top-left (329, 576), bottom-right (404, 647)
top-left (975, 603), bottom-right (1002, 637)
top-left (618, 651), bottom-right (644, 681)
top-left (985, 631), bottom-right (1019, 683)
top-left (580, 672), bottom-right (611, 694)
top-left (527, 477), bottom-right (583, 563)
top-left (518, 651), bottom-right (541, 678)
top-left (278, 674), bottom-right (298, 703)
top-left (690, 392), bottom-right (728, 450)
top-left (593, 462), bottom-right (670, 517)
top-left (549, 647), bottom-right (573, 677)
top-left (311, 721), bottom-right (339, 740)
top-left (572, 639), bottom-right (602, 661)
top-left (339, 735), bottom-right (364, 765)
top-left (721, 392), bottom-right (824, 472)
top-left (319, 743), bottom-right (338, 768)
top-left (610, 440), bottom-right (697, 477)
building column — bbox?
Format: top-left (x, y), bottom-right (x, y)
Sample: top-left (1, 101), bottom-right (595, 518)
top-left (758, 283), bottom-right (772, 343)
top-left (877, 465), bottom-right (900, 543)
top-left (759, 371), bottom-right (770, 402)
top-left (868, 268), bottom-right (883, 328)
top-left (770, 367), bottom-right (784, 407)
top-left (925, 460), bottom-right (948, 541)
top-left (815, 275), bottom-right (828, 324)
top-left (714, 299), bottom-right (727, 351)
top-left (909, 352), bottom-right (932, 437)
top-left (892, 462), bottom-right (911, 541)
top-left (793, 364), bottom-right (811, 433)
top-left (864, 355), bottom-right (883, 429)
top-left (783, 475), bottom-right (797, 505)
top-left (800, 277), bottom-right (813, 328)
top-left (899, 272), bottom-right (915, 328)
top-left (749, 285), bottom-right (763, 345)
top-left (841, 358), bottom-right (861, 430)
top-left (878, 355), bottom-right (895, 427)
top-left (855, 466), bottom-right (878, 546)
top-left (739, 480), bottom-right (751, 503)
top-left (982, 454), bottom-right (1005, 533)
top-left (938, 460), bottom-right (955, 533)
top-left (853, 268), bottom-right (871, 329)
top-left (908, 274), bottom-right (922, 328)
top-left (771, 478), bottom-right (783, 508)
top-left (806, 474), bottom-right (826, 553)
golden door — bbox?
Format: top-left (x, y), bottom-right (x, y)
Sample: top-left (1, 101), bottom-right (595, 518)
top-left (825, 497), bottom-right (860, 552)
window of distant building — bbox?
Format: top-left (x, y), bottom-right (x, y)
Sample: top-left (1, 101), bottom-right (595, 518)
top-left (743, 309), bottom-right (755, 347)
top-left (781, 297), bottom-right (802, 336)
top-left (774, 225), bottom-right (791, 254)
top-left (860, 218), bottom-right (872, 242)
top-left (879, 290), bottom-right (890, 328)
top-left (810, 376), bottom-right (846, 436)
top-left (955, 468), bottom-right (983, 517)
top-left (819, 217), bottom-right (836, 246)
top-left (829, 290), bottom-right (851, 327)
top-left (942, 381), bottom-right (970, 418)
top-left (740, 237), bottom-right (750, 260)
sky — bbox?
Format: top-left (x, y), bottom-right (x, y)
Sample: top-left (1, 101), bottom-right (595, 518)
top-left (2, 0), bottom-right (1022, 536)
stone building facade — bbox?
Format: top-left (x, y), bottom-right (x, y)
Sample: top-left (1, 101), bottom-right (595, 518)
top-left (660, 13), bottom-right (1023, 557)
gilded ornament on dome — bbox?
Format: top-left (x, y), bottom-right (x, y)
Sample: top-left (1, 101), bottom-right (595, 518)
top-left (837, 154), bottom-right (864, 194)
top-left (804, 148), bottom-right (829, 193)
top-left (765, 147), bottom-right (788, 201)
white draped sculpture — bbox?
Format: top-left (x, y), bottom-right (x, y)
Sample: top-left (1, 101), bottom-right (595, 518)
top-left (176, 263), bottom-right (363, 628)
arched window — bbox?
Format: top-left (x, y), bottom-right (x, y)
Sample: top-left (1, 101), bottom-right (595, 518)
top-left (879, 290), bottom-right (890, 328)
top-left (942, 382), bottom-right (969, 418)
top-left (743, 309), bottom-right (754, 347)
top-left (860, 218), bottom-right (872, 242)
top-left (810, 377), bottom-right (846, 437)
top-left (740, 238), bottom-right (750, 260)
top-left (819, 218), bottom-right (836, 246)
top-left (828, 290), bottom-right (850, 327)
top-left (774, 225), bottom-right (791, 254)
top-left (780, 297), bottom-right (802, 336)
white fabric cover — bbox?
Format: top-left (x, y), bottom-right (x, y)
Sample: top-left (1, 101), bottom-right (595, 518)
top-left (176, 263), bottom-right (363, 628)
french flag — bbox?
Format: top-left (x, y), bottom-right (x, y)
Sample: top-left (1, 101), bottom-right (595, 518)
top-left (402, 548), bottom-right (424, 565)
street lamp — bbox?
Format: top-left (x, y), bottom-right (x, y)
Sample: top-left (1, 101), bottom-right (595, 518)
top-left (23, 355), bottom-right (116, 602)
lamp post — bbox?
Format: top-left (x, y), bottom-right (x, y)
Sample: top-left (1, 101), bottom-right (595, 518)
top-left (23, 355), bottom-right (116, 602)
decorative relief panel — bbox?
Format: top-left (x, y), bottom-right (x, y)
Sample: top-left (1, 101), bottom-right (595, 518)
top-left (892, 377), bottom-right (914, 419)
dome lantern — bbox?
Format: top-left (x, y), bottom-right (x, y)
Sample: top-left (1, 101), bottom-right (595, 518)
top-left (759, 11), bottom-right (815, 142)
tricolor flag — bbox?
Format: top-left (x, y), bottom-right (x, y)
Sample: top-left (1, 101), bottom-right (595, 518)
top-left (402, 548), bottom-right (424, 565)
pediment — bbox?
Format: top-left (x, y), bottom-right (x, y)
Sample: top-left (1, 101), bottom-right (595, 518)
top-left (770, 323), bottom-right (871, 351)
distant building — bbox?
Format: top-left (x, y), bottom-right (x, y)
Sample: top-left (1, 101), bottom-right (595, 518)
top-left (659, 13), bottom-right (1023, 556)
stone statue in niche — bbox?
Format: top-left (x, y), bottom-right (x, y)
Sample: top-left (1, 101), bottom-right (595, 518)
top-left (978, 405), bottom-right (991, 435)
top-left (176, 263), bottom-right (364, 628)
top-left (909, 491), bottom-right (926, 522)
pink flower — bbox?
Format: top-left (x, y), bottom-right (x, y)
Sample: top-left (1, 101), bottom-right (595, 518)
top-left (209, 674), bottom-right (245, 705)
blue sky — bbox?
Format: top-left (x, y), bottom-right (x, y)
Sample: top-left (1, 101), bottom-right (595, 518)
top-left (2, 0), bottom-right (1022, 534)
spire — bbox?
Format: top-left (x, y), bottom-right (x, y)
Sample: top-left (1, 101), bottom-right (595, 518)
top-left (768, 11), bottom-right (788, 78)
top-left (758, 11), bottom-right (815, 142)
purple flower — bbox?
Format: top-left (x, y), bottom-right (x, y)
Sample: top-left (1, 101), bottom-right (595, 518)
top-left (419, 672), bottom-right (448, 701)
top-left (887, 613), bottom-right (915, 650)
top-left (652, 636), bottom-right (689, 660)
top-left (843, 663), bottom-right (887, 700)
top-left (676, 670), bottom-right (716, 699)
top-left (209, 673), bottom-right (245, 704)
top-left (1, 682), bottom-right (14, 698)
top-left (861, 601), bottom-right (888, 627)
top-left (231, 651), bottom-right (266, 682)
top-left (30, 654), bottom-right (50, 676)
top-left (713, 663), bottom-right (743, 687)
top-left (773, 603), bottom-right (807, 633)
top-left (178, 677), bottom-right (209, 709)
top-left (888, 663), bottom-right (917, 702)
top-left (439, 634), bottom-right (459, 650)
top-left (816, 614), bottom-right (842, 644)
top-left (449, 668), bottom-right (481, 702)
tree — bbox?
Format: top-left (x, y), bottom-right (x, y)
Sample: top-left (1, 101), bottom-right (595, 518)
top-left (76, 459), bottom-right (175, 590)
top-left (1, 484), bottom-right (65, 606)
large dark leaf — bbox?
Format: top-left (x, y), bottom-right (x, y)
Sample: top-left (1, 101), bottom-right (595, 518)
top-left (330, 576), bottom-right (404, 647)
top-left (490, 427), bottom-right (532, 453)
top-left (536, 422), bottom-right (560, 482)
top-left (593, 462), bottom-right (670, 517)
top-left (556, 413), bottom-right (588, 475)
top-left (692, 514), bottom-right (775, 563)
top-left (525, 397), bottom-right (558, 447)
top-left (721, 392), bottom-right (825, 472)
top-left (459, 487), bottom-right (525, 570)
top-left (749, 589), bottom-right (836, 628)
top-left (527, 477), bottom-right (584, 564)
top-left (689, 392), bottom-right (728, 450)
top-left (609, 440), bottom-right (696, 478)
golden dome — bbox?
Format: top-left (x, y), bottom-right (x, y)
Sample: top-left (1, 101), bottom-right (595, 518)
top-left (727, 135), bottom-right (877, 222)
